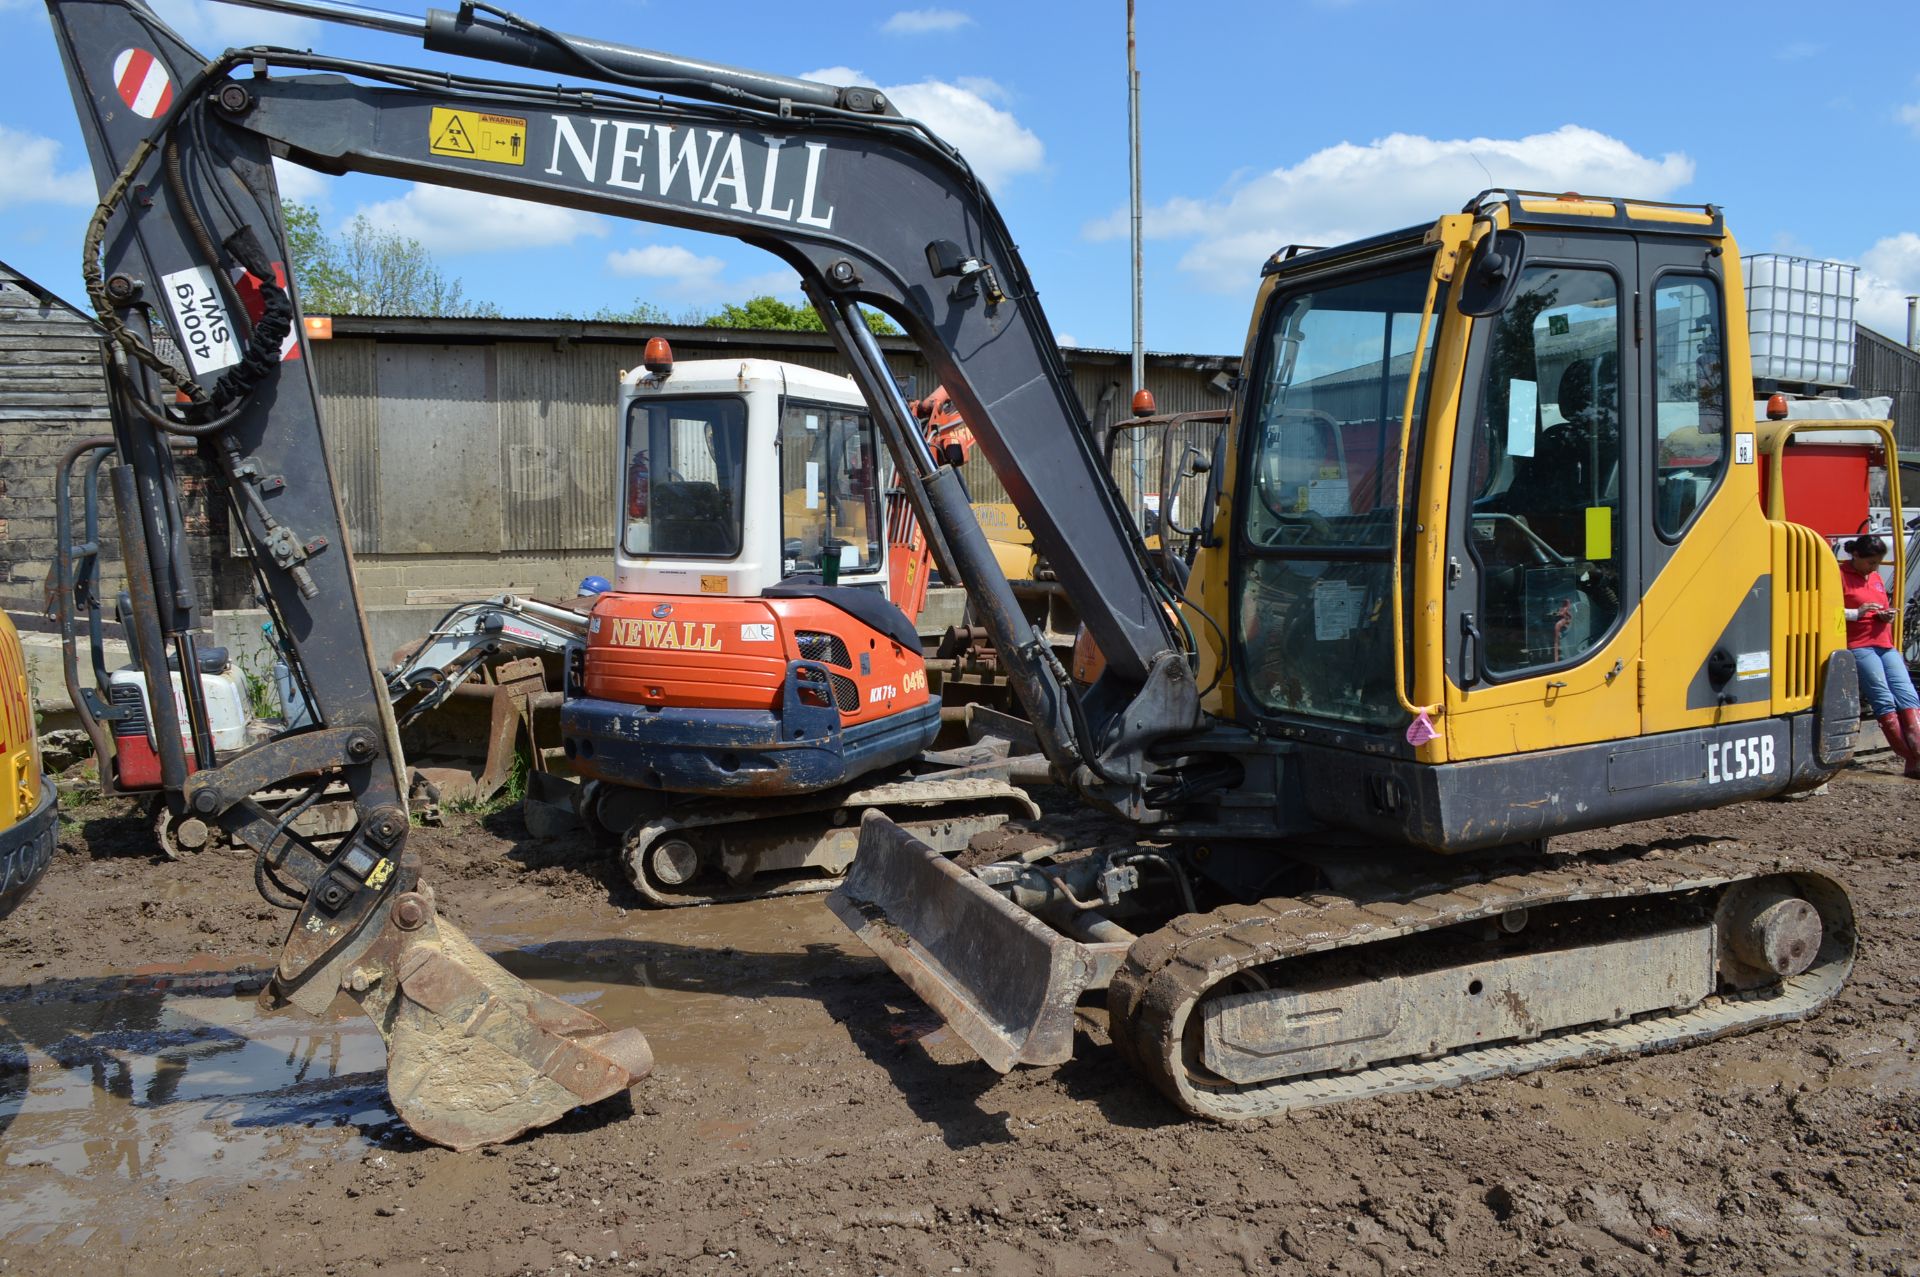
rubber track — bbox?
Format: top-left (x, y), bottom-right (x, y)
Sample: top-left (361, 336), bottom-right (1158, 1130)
top-left (1107, 842), bottom-right (1854, 1120)
top-left (625, 777), bottom-right (1037, 907)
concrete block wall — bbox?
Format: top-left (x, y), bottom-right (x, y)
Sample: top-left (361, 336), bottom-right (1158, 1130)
top-left (0, 267), bottom-right (241, 615)
top-left (346, 549), bottom-right (618, 609)
top-left (0, 422), bottom-right (241, 618)
top-left (0, 265), bottom-right (115, 611)
top-left (0, 426), bottom-right (99, 607)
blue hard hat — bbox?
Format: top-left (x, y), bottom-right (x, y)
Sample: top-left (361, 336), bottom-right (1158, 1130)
top-left (578, 574), bottom-right (612, 596)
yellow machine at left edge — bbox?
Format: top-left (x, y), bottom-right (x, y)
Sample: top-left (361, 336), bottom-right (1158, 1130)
top-left (0, 611), bottom-right (55, 918)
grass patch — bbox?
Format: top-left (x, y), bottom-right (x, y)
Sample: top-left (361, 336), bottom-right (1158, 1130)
top-left (445, 747), bottom-right (529, 817)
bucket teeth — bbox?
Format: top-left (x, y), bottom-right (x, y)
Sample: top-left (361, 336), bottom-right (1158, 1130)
top-left (328, 884), bottom-right (653, 1151)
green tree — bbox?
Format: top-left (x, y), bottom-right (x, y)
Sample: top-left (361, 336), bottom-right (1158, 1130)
top-left (582, 299), bottom-right (710, 325)
top-left (280, 200), bottom-right (501, 318)
top-left (703, 294), bottom-right (899, 335)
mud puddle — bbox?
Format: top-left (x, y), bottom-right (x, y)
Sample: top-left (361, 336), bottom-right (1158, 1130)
top-left (0, 890), bottom-right (877, 1249)
top-left (0, 980), bottom-right (391, 1248)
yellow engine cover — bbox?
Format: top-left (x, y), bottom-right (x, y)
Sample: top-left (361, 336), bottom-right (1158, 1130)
top-left (0, 611), bottom-right (40, 827)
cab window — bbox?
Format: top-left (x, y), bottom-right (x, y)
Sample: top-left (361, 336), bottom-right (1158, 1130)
top-left (1464, 265), bottom-right (1623, 676)
top-left (1236, 260), bottom-right (1438, 727)
top-left (622, 397), bottom-right (747, 558)
top-left (1652, 276), bottom-right (1727, 537)
top-left (779, 401), bottom-right (883, 577)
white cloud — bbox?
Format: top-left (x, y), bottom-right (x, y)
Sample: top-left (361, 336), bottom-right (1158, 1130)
top-left (882, 9), bottom-right (973, 34)
top-left (352, 186), bottom-right (607, 252)
top-left (0, 125), bottom-right (94, 208)
top-left (605, 243), bottom-right (795, 303)
top-left (272, 158), bottom-right (330, 208)
top-left (1900, 102), bottom-right (1920, 137)
top-left (1853, 232), bottom-right (1920, 337)
top-left (608, 244), bottom-right (725, 287)
top-left (1054, 333), bottom-right (1078, 347)
top-left (804, 66), bottom-right (1043, 190)
top-left (1860, 233), bottom-right (1920, 287)
top-left (1739, 232), bottom-right (1920, 342)
top-left (147, 0), bottom-right (322, 47)
top-left (1086, 125), bottom-right (1694, 291)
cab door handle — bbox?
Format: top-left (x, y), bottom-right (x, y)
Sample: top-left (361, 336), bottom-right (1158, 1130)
top-left (1459, 612), bottom-right (1482, 687)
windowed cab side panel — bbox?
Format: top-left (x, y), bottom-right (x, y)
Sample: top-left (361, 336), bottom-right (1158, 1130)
top-left (1223, 208), bottom-right (1855, 853)
top-left (614, 361), bottom-right (890, 599)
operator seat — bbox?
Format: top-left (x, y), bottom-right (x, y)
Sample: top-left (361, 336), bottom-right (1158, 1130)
top-left (649, 480), bottom-right (735, 555)
top-left (1525, 354), bottom-right (1619, 549)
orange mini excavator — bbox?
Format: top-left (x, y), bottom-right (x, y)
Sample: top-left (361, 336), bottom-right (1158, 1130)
top-left (560, 346), bottom-right (1034, 904)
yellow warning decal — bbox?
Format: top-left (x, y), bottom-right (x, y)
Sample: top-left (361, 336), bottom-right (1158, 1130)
top-left (429, 107), bottom-right (528, 165)
top-left (700, 575), bottom-right (729, 594)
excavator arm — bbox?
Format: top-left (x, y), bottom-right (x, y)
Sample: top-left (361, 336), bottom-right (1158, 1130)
top-left (52, 0), bottom-right (1209, 802)
top-left (43, 0), bottom-right (1213, 1146)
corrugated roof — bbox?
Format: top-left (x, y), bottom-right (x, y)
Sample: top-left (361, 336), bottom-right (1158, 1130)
top-left (318, 313), bottom-right (1240, 366)
top-left (0, 260), bottom-right (102, 331)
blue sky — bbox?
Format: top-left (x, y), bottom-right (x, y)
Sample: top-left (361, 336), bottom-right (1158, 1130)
top-left (5, 0), bottom-right (1920, 357)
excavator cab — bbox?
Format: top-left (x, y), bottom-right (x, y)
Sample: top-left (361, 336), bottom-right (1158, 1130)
top-left (1186, 193), bottom-right (1856, 847)
top-left (567, 357), bottom-right (941, 801)
top-left (614, 357), bottom-right (892, 594)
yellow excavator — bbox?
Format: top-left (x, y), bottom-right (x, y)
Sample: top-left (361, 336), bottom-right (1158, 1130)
top-left (0, 613), bottom-right (55, 919)
top-left (45, 0), bottom-right (1865, 1146)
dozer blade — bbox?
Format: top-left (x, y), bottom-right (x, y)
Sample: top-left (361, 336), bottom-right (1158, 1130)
top-left (272, 882), bottom-right (652, 1151)
top-left (828, 811), bottom-right (1095, 1071)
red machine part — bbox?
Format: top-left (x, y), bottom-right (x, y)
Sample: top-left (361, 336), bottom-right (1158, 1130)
top-left (584, 593), bottom-right (930, 725)
top-left (888, 388), bottom-right (977, 620)
top-left (106, 680), bottom-right (197, 790)
top-left (1757, 444), bottom-right (1872, 542)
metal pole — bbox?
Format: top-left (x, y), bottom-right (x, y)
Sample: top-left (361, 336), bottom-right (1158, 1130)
top-left (208, 0), bottom-right (424, 36)
top-left (1907, 296), bottom-right (1918, 351)
top-left (209, 0), bottom-right (878, 113)
top-left (1127, 0), bottom-right (1146, 518)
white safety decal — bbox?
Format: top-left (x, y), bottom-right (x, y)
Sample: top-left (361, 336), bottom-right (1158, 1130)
top-left (159, 266), bottom-right (241, 376)
top-left (113, 48), bottom-right (174, 119)
top-left (740, 623), bottom-right (775, 643)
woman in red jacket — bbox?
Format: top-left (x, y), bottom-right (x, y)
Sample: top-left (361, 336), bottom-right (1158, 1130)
top-left (1842, 535), bottom-right (1919, 780)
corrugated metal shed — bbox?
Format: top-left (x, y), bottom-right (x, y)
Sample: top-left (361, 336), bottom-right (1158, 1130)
top-left (309, 317), bottom-right (1239, 559)
top-left (1854, 325), bottom-right (1920, 456)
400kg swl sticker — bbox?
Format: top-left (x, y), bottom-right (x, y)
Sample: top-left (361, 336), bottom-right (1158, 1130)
top-left (159, 265), bottom-right (241, 376)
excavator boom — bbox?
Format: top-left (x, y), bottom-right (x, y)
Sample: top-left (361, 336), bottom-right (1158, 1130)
top-left (43, 0), bottom-right (1204, 1145)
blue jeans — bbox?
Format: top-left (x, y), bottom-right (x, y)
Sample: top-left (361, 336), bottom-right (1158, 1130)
top-left (1854, 646), bottom-right (1920, 717)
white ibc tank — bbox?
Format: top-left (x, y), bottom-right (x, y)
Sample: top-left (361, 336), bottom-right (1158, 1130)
top-left (1743, 254), bottom-right (1857, 387)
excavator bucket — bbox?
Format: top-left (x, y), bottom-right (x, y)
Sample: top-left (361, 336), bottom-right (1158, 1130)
top-left (828, 812), bottom-right (1096, 1071)
top-left (273, 883), bottom-right (652, 1151)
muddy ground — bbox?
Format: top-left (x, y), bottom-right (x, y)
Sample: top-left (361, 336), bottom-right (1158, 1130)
top-left (0, 758), bottom-right (1916, 1277)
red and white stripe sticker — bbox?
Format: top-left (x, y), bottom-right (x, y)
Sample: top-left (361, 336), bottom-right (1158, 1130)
top-left (233, 264), bottom-right (303, 363)
top-left (112, 48), bottom-right (175, 119)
